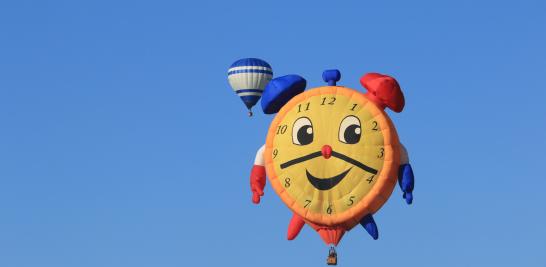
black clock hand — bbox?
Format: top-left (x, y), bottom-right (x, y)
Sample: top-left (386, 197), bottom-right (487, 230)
top-left (331, 151), bottom-right (378, 175)
top-left (280, 151), bottom-right (322, 169)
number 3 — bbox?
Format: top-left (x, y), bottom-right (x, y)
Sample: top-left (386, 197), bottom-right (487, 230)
top-left (377, 148), bottom-right (384, 158)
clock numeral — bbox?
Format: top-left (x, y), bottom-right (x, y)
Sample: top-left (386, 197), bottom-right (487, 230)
top-left (298, 102), bottom-right (310, 112)
top-left (372, 121), bottom-right (379, 131)
top-left (276, 125), bottom-right (287, 135)
top-left (377, 148), bottom-right (384, 158)
top-left (272, 149), bottom-right (278, 159)
top-left (284, 177), bottom-right (291, 188)
top-left (347, 196), bottom-right (355, 206)
top-left (321, 97), bottom-right (336, 105)
top-left (350, 104), bottom-right (357, 111)
top-left (304, 200), bottom-right (311, 208)
top-left (366, 175), bottom-right (375, 184)
top-left (326, 204), bottom-right (333, 214)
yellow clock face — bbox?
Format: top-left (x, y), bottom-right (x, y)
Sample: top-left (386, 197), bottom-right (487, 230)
top-left (264, 86), bottom-right (400, 226)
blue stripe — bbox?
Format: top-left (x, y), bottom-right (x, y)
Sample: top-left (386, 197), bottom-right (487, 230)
top-left (230, 58), bottom-right (271, 69)
top-left (236, 89), bottom-right (263, 94)
top-left (228, 69), bottom-right (273, 76)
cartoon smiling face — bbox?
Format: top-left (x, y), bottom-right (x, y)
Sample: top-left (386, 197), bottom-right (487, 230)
top-left (264, 86), bottom-right (400, 226)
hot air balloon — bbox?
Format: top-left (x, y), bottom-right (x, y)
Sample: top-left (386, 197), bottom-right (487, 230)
top-left (248, 69), bottom-right (415, 265)
top-left (228, 58), bottom-right (273, 116)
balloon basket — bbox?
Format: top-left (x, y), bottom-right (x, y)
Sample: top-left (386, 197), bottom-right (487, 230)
top-left (326, 246), bottom-right (337, 265)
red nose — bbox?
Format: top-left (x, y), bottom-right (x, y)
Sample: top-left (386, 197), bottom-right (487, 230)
top-left (322, 145), bottom-right (332, 159)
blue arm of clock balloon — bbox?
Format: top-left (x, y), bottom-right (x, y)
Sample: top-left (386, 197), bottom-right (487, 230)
top-left (398, 163), bottom-right (414, 205)
top-left (398, 141), bottom-right (415, 205)
top-left (395, 141), bottom-right (414, 205)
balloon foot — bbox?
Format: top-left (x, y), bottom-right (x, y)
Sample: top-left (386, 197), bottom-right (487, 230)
top-left (248, 110), bottom-right (253, 117)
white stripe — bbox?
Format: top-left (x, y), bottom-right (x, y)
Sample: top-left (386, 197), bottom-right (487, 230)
top-left (237, 92), bottom-right (262, 96)
top-left (228, 73), bottom-right (273, 79)
top-left (400, 143), bottom-right (409, 164)
top-left (228, 72), bottom-right (272, 92)
top-left (228, 66), bottom-right (272, 73)
top-left (254, 145), bottom-right (265, 165)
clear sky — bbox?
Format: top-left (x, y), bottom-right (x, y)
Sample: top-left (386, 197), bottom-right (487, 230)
top-left (1, 0), bottom-right (545, 266)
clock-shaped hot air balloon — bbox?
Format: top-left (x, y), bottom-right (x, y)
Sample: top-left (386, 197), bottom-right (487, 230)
top-left (227, 58), bottom-right (273, 116)
top-left (248, 69), bottom-right (415, 265)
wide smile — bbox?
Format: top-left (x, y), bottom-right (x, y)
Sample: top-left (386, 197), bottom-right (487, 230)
top-left (306, 168), bottom-right (352, 190)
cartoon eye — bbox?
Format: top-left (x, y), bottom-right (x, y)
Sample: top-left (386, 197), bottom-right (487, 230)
top-left (339, 115), bottom-right (361, 144)
top-left (292, 117), bottom-right (313, 145)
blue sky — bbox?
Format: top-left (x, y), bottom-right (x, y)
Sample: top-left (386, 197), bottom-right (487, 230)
top-left (1, 0), bottom-right (545, 266)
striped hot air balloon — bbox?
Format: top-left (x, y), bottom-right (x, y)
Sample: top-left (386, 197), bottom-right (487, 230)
top-left (228, 58), bottom-right (273, 116)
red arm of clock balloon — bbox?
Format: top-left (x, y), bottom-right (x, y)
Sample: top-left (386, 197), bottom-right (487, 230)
top-left (250, 145), bottom-right (266, 204)
top-left (398, 143), bottom-right (414, 204)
